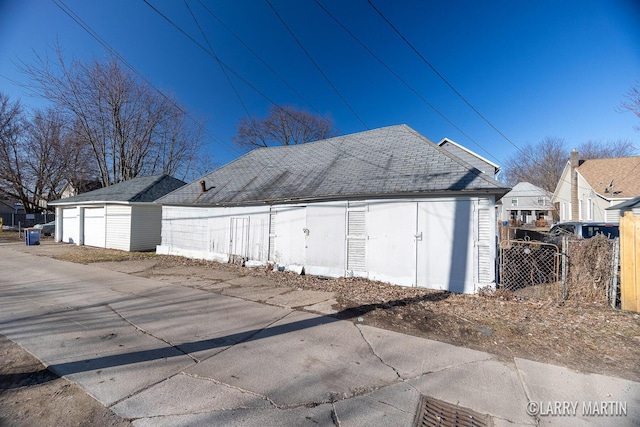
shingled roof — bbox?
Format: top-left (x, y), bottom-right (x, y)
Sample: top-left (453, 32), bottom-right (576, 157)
top-left (49, 175), bottom-right (186, 205)
top-left (159, 125), bottom-right (509, 207)
top-left (577, 156), bottom-right (640, 198)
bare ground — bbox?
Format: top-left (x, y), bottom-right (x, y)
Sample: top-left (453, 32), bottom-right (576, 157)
top-left (1, 232), bottom-right (639, 426)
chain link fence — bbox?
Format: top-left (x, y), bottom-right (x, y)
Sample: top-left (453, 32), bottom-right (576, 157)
top-left (498, 228), bottom-right (620, 307)
top-left (498, 240), bottom-right (561, 300)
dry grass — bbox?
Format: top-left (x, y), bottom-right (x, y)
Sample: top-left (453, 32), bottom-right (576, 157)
top-left (50, 246), bottom-right (157, 264)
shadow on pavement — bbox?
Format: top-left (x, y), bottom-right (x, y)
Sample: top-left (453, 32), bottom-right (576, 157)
top-left (0, 292), bottom-right (451, 389)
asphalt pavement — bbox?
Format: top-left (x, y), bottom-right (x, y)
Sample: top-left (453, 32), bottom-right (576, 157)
top-left (0, 242), bottom-right (638, 426)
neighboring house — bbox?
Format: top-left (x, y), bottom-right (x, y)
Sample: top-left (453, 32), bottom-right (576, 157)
top-left (496, 182), bottom-right (554, 225)
top-left (438, 138), bottom-right (501, 179)
top-left (60, 178), bottom-right (103, 199)
top-left (49, 175), bottom-right (186, 251)
top-left (156, 125), bottom-right (510, 294)
top-left (552, 150), bottom-right (640, 224)
top-left (0, 199), bottom-right (24, 215)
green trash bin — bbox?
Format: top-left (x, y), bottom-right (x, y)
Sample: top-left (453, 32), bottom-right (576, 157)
top-left (25, 228), bottom-right (41, 246)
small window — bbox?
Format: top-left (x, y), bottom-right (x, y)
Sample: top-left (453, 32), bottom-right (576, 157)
top-left (537, 196), bottom-right (545, 205)
top-left (511, 198), bottom-right (518, 207)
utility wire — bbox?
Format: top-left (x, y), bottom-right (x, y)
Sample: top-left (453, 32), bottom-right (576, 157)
top-left (196, 0), bottom-right (324, 117)
top-left (313, 0), bottom-right (501, 166)
top-left (183, 0), bottom-right (251, 116)
top-left (367, 0), bottom-right (524, 156)
top-left (264, 0), bottom-right (368, 129)
top-left (52, 0), bottom-right (239, 160)
top-left (142, 0), bottom-right (322, 131)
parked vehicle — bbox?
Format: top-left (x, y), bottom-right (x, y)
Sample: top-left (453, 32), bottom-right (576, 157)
top-left (547, 222), bottom-right (619, 239)
top-left (33, 220), bottom-right (55, 236)
top-left (513, 222), bottom-right (619, 248)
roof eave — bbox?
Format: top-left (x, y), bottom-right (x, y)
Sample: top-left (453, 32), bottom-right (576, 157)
top-left (158, 188), bottom-right (510, 208)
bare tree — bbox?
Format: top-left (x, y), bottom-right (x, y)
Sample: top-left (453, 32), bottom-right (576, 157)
top-left (24, 109), bottom-right (97, 203)
top-left (233, 105), bottom-right (337, 149)
top-left (620, 83), bottom-right (640, 131)
top-left (577, 139), bottom-right (636, 159)
top-left (0, 92), bottom-right (29, 208)
top-left (502, 136), bottom-right (639, 193)
top-left (0, 94), bottom-right (86, 211)
top-left (502, 137), bottom-right (568, 193)
top-left (20, 46), bottom-right (207, 186)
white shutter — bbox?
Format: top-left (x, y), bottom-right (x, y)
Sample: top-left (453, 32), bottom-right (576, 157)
top-left (477, 208), bottom-right (493, 284)
top-left (346, 206), bottom-right (366, 272)
top-left (268, 211), bottom-right (276, 261)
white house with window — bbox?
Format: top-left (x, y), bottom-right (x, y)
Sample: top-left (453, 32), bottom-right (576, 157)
top-left (496, 182), bottom-right (554, 225)
top-left (552, 151), bottom-right (640, 224)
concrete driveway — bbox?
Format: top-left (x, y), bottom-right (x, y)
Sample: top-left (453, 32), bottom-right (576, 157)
top-left (1, 243), bottom-right (639, 426)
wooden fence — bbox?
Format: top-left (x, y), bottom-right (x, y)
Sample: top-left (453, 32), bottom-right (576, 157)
top-left (620, 211), bottom-right (640, 312)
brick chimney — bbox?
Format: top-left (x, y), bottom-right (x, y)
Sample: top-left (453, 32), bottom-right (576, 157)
top-left (570, 149), bottom-right (579, 221)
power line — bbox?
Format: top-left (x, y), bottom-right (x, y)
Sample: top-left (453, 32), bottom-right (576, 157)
top-left (264, 0), bottom-right (368, 129)
top-left (142, 0), bottom-right (312, 125)
top-left (195, 0), bottom-right (325, 117)
top-left (367, 0), bottom-right (524, 156)
top-left (313, 0), bottom-right (501, 166)
top-left (183, 0), bottom-right (251, 117)
top-left (51, 0), bottom-right (243, 162)
top-left (143, 0), bottom-right (347, 156)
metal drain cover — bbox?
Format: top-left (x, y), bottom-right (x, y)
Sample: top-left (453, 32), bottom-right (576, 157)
top-left (414, 396), bottom-right (491, 427)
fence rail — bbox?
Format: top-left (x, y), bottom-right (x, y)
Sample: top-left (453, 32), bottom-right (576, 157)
top-left (0, 213), bottom-right (53, 228)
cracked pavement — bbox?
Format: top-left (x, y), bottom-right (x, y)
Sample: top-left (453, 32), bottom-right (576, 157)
top-left (1, 245), bottom-right (639, 426)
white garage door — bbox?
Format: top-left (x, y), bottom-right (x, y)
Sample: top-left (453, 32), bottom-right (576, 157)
top-left (61, 208), bottom-right (78, 244)
top-left (84, 207), bottom-right (106, 247)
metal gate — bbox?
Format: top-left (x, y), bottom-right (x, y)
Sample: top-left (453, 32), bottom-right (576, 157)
top-left (499, 240), bottom-right (559, 292)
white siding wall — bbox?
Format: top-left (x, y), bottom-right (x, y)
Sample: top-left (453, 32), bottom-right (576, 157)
top-left (105, 205), bottom-right (132, 251)
top-left (159, 196), bottom-right (497, 294)
top-left (159, 205), bottom-right (270, 262)
top-left (130, 205), bottom-right (162, 251)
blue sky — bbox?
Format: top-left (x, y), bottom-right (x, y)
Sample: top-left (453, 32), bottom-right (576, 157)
top-left (1, 0), bottom-right (639, 169)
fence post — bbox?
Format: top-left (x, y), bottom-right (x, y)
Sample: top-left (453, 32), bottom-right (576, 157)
top-left (561, 236), bottom-right (568, 301)
top-left (611, 238), bottom-right (620, 309)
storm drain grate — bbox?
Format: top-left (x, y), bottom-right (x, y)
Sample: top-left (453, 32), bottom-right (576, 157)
top-left (414, 396), bottom-right (491, 427)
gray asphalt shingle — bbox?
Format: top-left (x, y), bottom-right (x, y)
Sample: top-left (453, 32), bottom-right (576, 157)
top-left (49, 175), bottom-right (186, 205)
top-left (158, 125), bottom-right (509, 206)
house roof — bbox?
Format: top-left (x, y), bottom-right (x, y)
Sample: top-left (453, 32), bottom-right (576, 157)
top-left (577, 156), bottom-right (640, 199)
top-left (502, 182), bottom-right (552, 198)
top-left (437, 138), bottom-right (501, 175)
top-left (496, 182), bottom-right (553, 209)
top-left (606, 196), bottom-right (640, 211)
top-left (49, 175), bottom-right (186, 205)
top-left (158, 125), bottom-right (510, 207)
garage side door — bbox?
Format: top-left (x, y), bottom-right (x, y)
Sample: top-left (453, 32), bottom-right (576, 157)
top-left (84, 207), bottom-right (106, 248)
top-left (61, 207), bottom-right (78, 244)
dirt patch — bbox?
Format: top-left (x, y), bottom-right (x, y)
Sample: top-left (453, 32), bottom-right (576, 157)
top-left (0, 334), bottom-right (129, 427)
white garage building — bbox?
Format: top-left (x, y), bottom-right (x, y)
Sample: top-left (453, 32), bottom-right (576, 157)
top-left (156, 125), bottom-right (510, 294)
top-left (49, 175), bottom-right (185, 251)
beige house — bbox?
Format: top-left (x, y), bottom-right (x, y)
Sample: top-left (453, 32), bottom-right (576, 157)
top-left (552, 150), bottom-right (640, 224)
